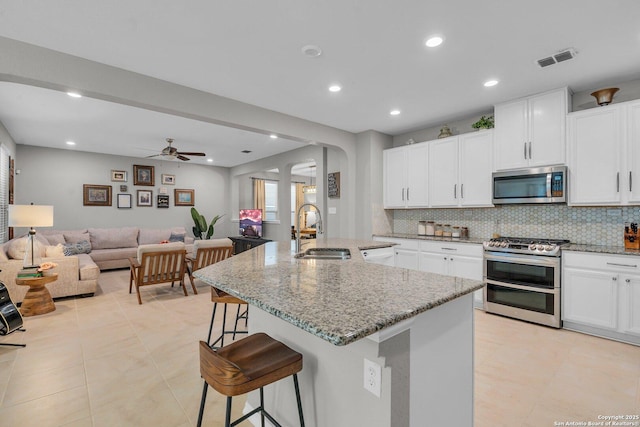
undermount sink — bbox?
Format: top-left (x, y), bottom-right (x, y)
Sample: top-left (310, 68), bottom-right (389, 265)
top-left (295, 248), bottom-right (351, 260)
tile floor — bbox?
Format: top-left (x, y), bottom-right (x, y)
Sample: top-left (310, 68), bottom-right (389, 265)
top-left (0, 269), bottom-right (638, 426)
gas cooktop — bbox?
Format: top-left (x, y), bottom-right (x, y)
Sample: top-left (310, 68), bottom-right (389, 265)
top-left (482, 236), bottom-right (570, 256)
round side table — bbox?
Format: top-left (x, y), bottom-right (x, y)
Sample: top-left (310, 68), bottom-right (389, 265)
top-left (15, 273), bottom-right (58, 317)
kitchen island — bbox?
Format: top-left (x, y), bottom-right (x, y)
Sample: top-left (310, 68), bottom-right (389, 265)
top-left (194, 238), bottom-right (483, 427)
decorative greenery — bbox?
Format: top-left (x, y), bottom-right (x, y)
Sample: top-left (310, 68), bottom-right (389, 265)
top-left (471, 115), bottom-right (495, 129)
top-left (190, 207), bottom-right (223, 239)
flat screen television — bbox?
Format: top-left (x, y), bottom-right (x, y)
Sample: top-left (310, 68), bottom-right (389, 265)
top-left (239, 209), bottom-right (263, 238)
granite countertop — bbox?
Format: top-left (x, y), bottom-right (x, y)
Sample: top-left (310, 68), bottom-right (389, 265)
top-left (373, 233), bottom-right (486, 245)
top-left (563, 243), bottom-right (640, 257)
top-left (194, 238), bottom-right (483, 346)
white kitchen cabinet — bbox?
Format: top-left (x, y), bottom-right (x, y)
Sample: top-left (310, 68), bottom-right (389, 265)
top-left (494, 87), bottom-right (568, 170)
top-left (567, 105), bottom-right (622, 205)
top-left (383, 143), bottom-right (429, 208)
top-left (428, 131), bottom-right (493, 208)
top-left (394, 248), bottom-right (419, 270)
top-left (562, 251), bottom-right (640, 344)
top-left (360, 246), bottom-right (395, 266)
top-left (418, 241), bottom-right (484, 307)
top-left (627, 101), bottom-right (640, 203)
top-left (563, 268), bottom-right (618, 330)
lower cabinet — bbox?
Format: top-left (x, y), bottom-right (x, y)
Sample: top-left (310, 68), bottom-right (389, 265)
top-left (563, 251), bottom-right (640, 344)
top-left (417, 241), bottom-right (484, 308)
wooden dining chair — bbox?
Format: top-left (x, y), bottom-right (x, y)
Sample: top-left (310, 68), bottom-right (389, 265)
top-left (186, 239), bottom-right (234, 291)
top-left (128, 243), bottom-right (188, 304)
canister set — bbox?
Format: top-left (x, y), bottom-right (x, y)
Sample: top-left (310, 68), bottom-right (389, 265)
top-left (418, 221), bottom-right (468, 238)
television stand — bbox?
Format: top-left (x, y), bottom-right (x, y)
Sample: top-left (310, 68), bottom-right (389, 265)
top-left (228, 236), bottom-right (271, 255)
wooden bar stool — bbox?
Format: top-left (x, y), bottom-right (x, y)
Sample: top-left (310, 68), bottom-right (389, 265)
top-left (207, 287), bottom-right (248, 348)
top-left (197, 333), bottom-right (305, 427)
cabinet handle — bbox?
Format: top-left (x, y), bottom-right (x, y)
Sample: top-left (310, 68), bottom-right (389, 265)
top-left (441, 247), bottom-right (457, 251)
top-left (617, 172), bottom-right (620, 192)
top-left (626, 278), bottom-right (631, 283)
top-left (612, 277), bottom-right (617, 281)
top-left (607, 262), bottom-right (638, 268)
top-left (524, 142), bottom-right (527, 159)
top-left (407, 188), bottom-right (410, 200)
top-left (443, 257), bottom-right (447, 260)
top-left (528, 141), bottom-right (532, 160)
top-left (402, 188), bottom-right (405, 201)
top-left (630, 171), bottom-right (633, 192)
top-left (454, 184), bottom-right (457, 198)
top-left (461, 183), bottom-right (464, 198)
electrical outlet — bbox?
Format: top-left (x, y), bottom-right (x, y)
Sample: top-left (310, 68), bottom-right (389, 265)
top-left (363, 358), bottom-right (381, 397)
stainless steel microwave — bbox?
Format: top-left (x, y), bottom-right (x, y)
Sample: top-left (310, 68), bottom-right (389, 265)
top-left (492, 166), bottom-right (567, 204)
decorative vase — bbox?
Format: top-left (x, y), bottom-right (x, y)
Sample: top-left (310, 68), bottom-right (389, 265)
top-left (438, 125), bottom-right (452, 139)
top-left (590, 87), bottom-right (619, 106)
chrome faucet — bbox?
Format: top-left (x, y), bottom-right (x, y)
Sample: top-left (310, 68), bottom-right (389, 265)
top-left (296, 203), bottom-right (323, 253)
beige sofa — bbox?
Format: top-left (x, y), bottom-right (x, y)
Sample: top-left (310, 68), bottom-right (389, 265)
top-left (0, 234), bottom-right (99, 303)
top-left (1, 226), bottom-right (195, 303)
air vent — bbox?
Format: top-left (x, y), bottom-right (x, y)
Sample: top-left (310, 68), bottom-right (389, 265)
top-left (241, 150), bottom-right (252, 154)
top-left (536, 48), bottom-right (577, 68)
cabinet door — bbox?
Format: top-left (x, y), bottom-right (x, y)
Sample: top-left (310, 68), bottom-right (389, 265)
top-left (449, 255), bottom-right (482, 281)
top-left (494, 99), bottom-right (528, 170)
top-left (568, 106), bottom-right (622, 205)
top-left (528, 89), bottom-right (567, 167)
top-left (383, 147), bottom-right (406, 208)
top-left (563, 268), bottom-right (618, 330)
top-left (459, 131), bottom-right (493, 206)
top-left (428, 137), bottom-right (458, 207)
top-left (627, 101), bottom-right (640, 203)
top-left (394, 249), bottom-right (419, 270)
top-left (418, 252), bottom-right (448, 276)
top-left (405, 144), bottom-right (429, 207)
top-left (621, 275), bottom-right (640, 336)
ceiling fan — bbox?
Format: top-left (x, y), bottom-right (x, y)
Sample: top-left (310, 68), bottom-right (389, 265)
top-left (147, 138), bottom-right (206, 161)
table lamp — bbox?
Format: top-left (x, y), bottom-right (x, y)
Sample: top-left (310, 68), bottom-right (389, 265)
top-left (8, 204), bottom-right (54, 268)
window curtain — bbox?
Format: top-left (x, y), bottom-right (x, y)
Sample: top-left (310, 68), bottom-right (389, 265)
top-left (253, 178), bottom-right (266, 215)
top-left (295, 183), bottom-right (304, 225)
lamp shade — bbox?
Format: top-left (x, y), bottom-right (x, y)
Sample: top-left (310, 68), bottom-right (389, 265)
top-left (8, 205), bottom-right (54, 227)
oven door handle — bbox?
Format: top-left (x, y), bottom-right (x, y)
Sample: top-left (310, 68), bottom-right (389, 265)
top-left (485, 279), bottom-right (559, 294)
top-left (483, 253), bottom-right (560, 267)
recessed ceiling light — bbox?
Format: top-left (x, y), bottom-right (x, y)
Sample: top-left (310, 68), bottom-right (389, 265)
top-left (207, 158), bottom-right (213, 163)
top-left (301, 45), bottom-right (322, 58)
top-left (329, 85), bottom-right (342, 93)
top-left (66, 141), bottom-right (76, 145)
top-left (425, 36), bottom-right (444, 48)
top-left (67, 92), bottom-right (82, 98)
top-left (270, 134), bottom-right (278, 139)
top-left (390, 109), bottom-right (401, 116)
top-left (484, 79), bottom-right (499, 87)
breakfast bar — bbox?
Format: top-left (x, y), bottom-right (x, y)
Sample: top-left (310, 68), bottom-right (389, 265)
top-left (195, 238), bottom-right (483, 427)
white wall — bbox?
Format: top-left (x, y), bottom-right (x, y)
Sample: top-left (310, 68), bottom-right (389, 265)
top-left (14, 145), bottom-right (232, 237)
top-left (0, 120), bottom-right (17, 157)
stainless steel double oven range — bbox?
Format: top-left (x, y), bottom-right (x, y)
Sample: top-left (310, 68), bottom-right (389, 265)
top-left (483, 237), bottom-right (570, 328)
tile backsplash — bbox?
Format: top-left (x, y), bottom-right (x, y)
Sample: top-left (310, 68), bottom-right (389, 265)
top-left (392, 205), bottom-right (640, 246)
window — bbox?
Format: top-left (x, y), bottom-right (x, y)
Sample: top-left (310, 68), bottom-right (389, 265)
top-left (264, 180), bottom-right (278, 221)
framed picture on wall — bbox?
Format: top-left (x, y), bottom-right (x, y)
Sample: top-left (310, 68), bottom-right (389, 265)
top-left (133, 165), bottom-right (154, 186)
top-left (120, 185), bottom-right (128, 192)
top-left (161, 174), bottom-right (175, 185)
top-left (111, 170), bottom-right (127, 182)
top-left (157, 195), bottom-right (169, 208)
top-left (83, 184), bottom-right (112, 206)
top-left (117, 193), bottom-right (132, 209)
top-left (137, 190), bottom-right (153, 207)
top-left (174, 189), bottom-right (194, 206)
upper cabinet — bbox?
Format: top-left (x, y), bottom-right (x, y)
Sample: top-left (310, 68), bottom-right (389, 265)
top-left (383, 143), bottom-right (429, 208)
top-left (428, 131), bottom-right (494, 207)
top-left (568, 99), bottom-right (640, 206)
top-left (494, 87), bottom-right (569, 170)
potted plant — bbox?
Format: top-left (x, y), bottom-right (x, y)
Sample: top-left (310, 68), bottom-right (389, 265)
top-left (191, 207), bottom-right (224, 239)
top-left (471, 115), bottom-right (494, 130)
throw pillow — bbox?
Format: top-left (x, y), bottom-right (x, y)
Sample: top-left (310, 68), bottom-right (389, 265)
top-left (64, 232), bottom-right (91, 244)
top-left (63, 240), bottom-right (92, 256)
top-left (168, 232), bottom-right (185, 243)
top-left (45, 244), bottom-right (65, 258)
top-left (44, 234), bottom-right (66, 246)
top-left (7, 236), bottom-right (47, 260)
